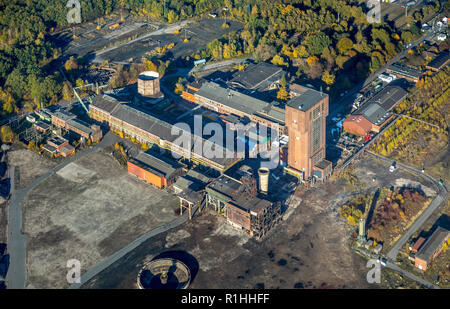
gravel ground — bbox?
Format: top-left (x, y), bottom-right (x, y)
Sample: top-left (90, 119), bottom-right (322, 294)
top-left (21, 151), bottom-right (179, 288)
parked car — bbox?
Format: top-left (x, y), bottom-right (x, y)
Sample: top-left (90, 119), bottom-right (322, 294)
top-left (378, 258), bottom-right (387, 266)
top-left (389, 162), bottom-right (397, 172)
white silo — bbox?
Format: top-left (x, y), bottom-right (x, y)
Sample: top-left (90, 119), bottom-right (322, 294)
top-left (258, 167), bottom-right (270, 194)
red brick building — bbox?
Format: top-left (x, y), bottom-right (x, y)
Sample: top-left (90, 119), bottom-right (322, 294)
top-left (414, 227), bottom-right (449, 271)
top-left (285, 84), bottom-right (331, 182)
top-left (127, 152), bottom-right (184, 189)
top-left (343, 115), bottom-right (373, 136)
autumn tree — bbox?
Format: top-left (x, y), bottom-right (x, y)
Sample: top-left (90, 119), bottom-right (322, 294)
top-left (276, 74), bottom-right (288, 101)
top-left (1, 125), bottom-right (14, 143)
top-left (336, 37), bottom-right (353, 54)
top-left (322, 71), bottom-right (335, 86)
top-left (271, 55), bottom-right (288, 67)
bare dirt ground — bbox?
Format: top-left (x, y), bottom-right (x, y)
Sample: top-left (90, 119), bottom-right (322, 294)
top-left (80, 155), bottom-right (441, 289)
top-left (82, 184), bottom-right (373, 289)
top-left (21, 151), bottom-right (179, 288)
top-left (7, 148), bottom-right (58, 189)
top-left (101, 18), bottom-right (243, 63)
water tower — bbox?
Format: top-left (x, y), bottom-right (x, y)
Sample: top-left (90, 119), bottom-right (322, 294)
top-left (138, 71), bottom-right (161, 98)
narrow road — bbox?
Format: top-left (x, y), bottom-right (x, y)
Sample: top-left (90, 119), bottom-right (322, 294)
top-left (6, 132), bottom-right (119, 289)
top-left (329, 31), bottom-right (434, 120)
top-left (366, 151), bottom-right (448, 262)
top-left (190, 58), bottom-right (249, 74)
top-left (385, 261), bottom-right (439, 289)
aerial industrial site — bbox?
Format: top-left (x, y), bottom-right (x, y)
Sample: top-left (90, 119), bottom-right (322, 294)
top-left (0, 0), bottom-right (449, 295)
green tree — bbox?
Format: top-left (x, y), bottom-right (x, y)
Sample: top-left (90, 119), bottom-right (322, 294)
top-left (1, 125), bottom-right (14, 143)
top-left (336, 37), bottom-right (353, 54)
top-left (304, 33), bottom-right (331, 56)
top-left (62, 82), bottom-right (73, 100)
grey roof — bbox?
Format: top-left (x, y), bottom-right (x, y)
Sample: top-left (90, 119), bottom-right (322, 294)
top-left (387, 63), bottom-right (422, 78)
top-left (207, 175), bottom-right (243, 200)
top-left (195, 82), bottom-right (285, 124)
top-left (230, 62), bottom-right (284, 90)
top-left (43, 144), bottom-right (57, 153)
top-left (91, 94), bottom-right (238, 169)
top-left (60, 145), bottom-right (75, 153)
top-left (416, 226), bottom-right (449, 263)
top-left (130, 151), bottom-right (183, 178)
top-left (47, 136), bottom-right (68, 147)
top-left (34, 121), bottom-right (50, 130)
top-left (426, 50), bottom-right (450, 70)
top-left (67, 118), bottom-right (95, 135)
top-left (314, 159), bottom-right (332, 170)
top-left (287, 86), bottom-right (327, 112)
top-left (177, 188), bottom-right (203, 203)
top-left (52, 110), bottom-right (76, 122)
top-left (184, 169), bottom-right (212, 186)
top-left (173, 177), bottom-right (201, 192)
top-left (207, 175), bottom-right (272, 213)
top-left (355, 103), bottom-right (391, 125)
top-left (230, 194), bottom-right (273, 214)
top-left (111, 103), bottom-right (177, 142)
top-left (90, 94), bottom-right (121, 114)
top-left (366, 85), bottom-right (408, 111)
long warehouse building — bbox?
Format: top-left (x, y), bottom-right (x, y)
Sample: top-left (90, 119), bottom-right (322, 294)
top-left (90, 94), bottom-right (241, 172)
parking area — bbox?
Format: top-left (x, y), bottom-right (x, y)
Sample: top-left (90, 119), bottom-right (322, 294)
top-left (21, 150), bottom-right (179, 288)
top-left (98, 18), bottom-right (243, 63)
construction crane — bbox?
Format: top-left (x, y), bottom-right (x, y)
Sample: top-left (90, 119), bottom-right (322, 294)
top-left (73, 87), bottom-right (90, 113)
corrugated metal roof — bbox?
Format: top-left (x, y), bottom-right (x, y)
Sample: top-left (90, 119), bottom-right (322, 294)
top-left (416, 226), bottom-right (449, 262)
top-left (426, 50), bottom-right (450, 70)
top-left (196, 82), bottom-right (285, 124)
top-left (132, 151), bottom-right (183, 178)
top-left (93, 95), bottom-right (238, 168)
top-left (230, 62), bottom-right (284, 90)
top-left (366, 85), bottom-right (407, 111)
top-left (388, 63), bottom-right (422, 78)
top-left (355, 103), bottom-right (390, 125)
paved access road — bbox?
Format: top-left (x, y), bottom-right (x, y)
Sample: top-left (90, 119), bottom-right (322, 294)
top-left (385, 261), bottom-right (439, 289)
top-left (69, 206), bottom-right (196, 289)
top-left (366, 152), bottom-right (448, 263)
top-left (329, 30), bottom-right (435, 121)
top-left (6, 132), bottom-right (119, 289)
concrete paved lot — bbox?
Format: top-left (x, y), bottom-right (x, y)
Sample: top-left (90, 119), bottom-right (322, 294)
top-left (21, 151), bottom-right (179, 288)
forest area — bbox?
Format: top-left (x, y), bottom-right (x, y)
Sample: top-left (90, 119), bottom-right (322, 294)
top-left (0, 0), bottom-right (446, 120)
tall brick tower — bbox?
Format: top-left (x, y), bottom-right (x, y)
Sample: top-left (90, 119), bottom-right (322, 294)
top-left (285, 84), bottom-right (332, 182)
